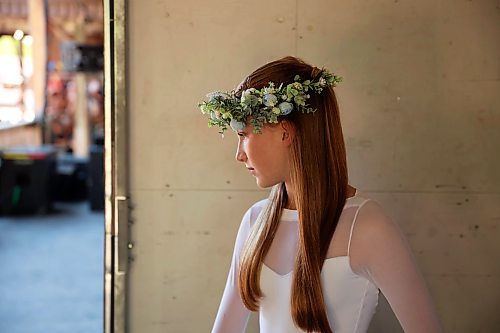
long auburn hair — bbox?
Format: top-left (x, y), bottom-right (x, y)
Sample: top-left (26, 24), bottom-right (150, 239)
top-left (236, 56), bottom-right (348, 333)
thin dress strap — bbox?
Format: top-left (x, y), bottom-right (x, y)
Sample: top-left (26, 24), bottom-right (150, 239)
top-left (347, 198), bottom-right (372, 257)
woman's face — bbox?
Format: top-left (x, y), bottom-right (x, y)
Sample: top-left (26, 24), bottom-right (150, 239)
top-left (234, 122), bottom-right (291, 188)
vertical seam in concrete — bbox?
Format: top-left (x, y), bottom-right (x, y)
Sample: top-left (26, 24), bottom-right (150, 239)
top-left (295, 0), bottom-right (298, 55)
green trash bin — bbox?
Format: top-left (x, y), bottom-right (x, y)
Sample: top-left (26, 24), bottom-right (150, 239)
top-left (0, 145), bottom-right (57, 215)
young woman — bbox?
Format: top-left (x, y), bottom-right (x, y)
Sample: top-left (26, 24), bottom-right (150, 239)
top-left (199, 56), bottom-right (443, 333)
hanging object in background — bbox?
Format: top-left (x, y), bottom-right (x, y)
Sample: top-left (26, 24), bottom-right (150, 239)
top-left (60, 41), bottom-right (103, 72)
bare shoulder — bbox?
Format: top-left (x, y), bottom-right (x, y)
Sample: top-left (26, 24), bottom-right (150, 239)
top-left (349, 197), bottom-right (412, 271)
top-left (354, 198), bottom-right (401, 237)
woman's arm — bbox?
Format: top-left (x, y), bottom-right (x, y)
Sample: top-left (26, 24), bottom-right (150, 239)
top-left (211, 208), bottom-right (253, 333)
top-left (350, 200), bottom-right (444, 333)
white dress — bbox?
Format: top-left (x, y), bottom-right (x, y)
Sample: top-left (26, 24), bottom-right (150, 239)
top-left (212, 189), bottom-right (443, 333)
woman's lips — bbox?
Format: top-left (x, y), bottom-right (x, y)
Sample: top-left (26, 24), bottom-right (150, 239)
top-left (246, 166), bottom-right (256, 175)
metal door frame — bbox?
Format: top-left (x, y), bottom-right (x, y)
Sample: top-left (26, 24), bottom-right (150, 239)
top-left (103, 0), bottom-right (129, 332)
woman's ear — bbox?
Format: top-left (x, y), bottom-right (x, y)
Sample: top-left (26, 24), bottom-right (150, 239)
top-left (280, 120), bottom-right (295, 146)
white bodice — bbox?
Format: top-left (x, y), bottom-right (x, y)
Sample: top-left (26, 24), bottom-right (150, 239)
top-left (258, 193), bottom-right (379, 332)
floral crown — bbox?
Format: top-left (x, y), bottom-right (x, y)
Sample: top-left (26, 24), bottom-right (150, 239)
top-left (198, 69), bottom-right (342, 134)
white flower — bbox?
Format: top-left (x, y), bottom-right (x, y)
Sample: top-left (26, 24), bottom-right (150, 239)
top-left (211, 111), bottom-right (221, 120)
top-left (293, 94), bottom-right (307, 106)
top-left (278, 102), bottom-right (294, 115)
top-left (263, 94), bottom-right (278, 107)
top-left (263, 86), bottom-right (276, 94)
top-left (242, 88), bottom-right (256, 96)
top-left (241, 90), bottom-right (259, 107)
top-left (207, 91), bottom-right (230, 101)
top-left (230, 119), bottom-right (245, 131)
top-left (200, 104), bottom-right (208, 113)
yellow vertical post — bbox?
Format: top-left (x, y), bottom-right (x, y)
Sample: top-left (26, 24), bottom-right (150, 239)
top-left (28, 0), bottom-right (46, 143)
top-left (73, 13), bottom-right (90, 157)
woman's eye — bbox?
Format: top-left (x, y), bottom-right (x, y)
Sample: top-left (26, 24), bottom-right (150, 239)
top-left (237, 132), bottom-right (245, 137)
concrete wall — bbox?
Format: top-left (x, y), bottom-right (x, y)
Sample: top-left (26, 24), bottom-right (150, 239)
top-left (127, 1), bottom-right (500, 332)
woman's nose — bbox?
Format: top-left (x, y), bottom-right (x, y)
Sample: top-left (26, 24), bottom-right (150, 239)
top-left (235, 145), bottom-right (247, 162)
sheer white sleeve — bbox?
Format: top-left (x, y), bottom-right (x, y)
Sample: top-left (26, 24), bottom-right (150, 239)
top-left (349, 200), bottom-right (444, 333)
top-left (211, 203), bottom-right (262, 333)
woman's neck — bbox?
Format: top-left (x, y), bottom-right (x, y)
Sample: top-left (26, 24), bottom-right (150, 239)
top-left (284, 181), bottom-right (297, 210)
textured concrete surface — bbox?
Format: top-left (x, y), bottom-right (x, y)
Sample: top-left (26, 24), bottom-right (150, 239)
top-left (126, 0), bottom-right (499, 331)
top-left (0, 202), bottom-right (103, 333)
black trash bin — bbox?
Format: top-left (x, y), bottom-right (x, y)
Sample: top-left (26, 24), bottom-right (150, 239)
top-left (0, 145), bottom-right (57, 215)
top-left (52, 153), bottom-right (89, 202)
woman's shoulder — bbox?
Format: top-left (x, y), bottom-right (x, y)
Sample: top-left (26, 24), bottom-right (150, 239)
top-left (233, 198), bottom-right (268, 244)
top-left (243, 198), bottom-right (268, 223)
top-left (350, 192), bottom-right (394, 227)
top-left (344, 190), bottom-right (399, 243)
top-left (347, 193), bottom-right (409, 274)
top-left (250, 198), bottom-right (269, 210)
top-left (348, 190), bottom-right (387, 214)
top-left (350, 194), bottom-right (404, 253)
